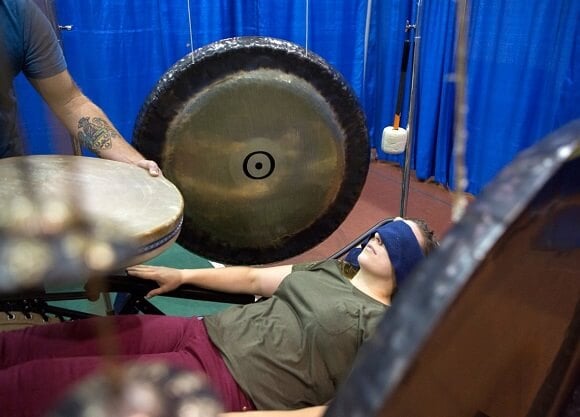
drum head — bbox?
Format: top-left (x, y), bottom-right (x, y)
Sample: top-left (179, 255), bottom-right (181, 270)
top-left (133, 37), bottom-right (369, 265)
top-left (0, 156), bottom-right (183, 291)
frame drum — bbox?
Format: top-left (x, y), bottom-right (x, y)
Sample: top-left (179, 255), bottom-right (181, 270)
top-left (133, 37), bottom-right (369, 265)
top-left (0, 155), bottom-right (183, 289)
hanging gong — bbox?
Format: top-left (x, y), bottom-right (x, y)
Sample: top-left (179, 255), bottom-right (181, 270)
top-left (133, 37), bottom-right (370, 265)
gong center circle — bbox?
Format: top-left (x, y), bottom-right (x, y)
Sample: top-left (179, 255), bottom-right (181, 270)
top-left (243, 151), bottom-right (275, 179)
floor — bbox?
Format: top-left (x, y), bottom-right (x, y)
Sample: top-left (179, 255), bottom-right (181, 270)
top-left (281, 158), bottom-right (461, 265)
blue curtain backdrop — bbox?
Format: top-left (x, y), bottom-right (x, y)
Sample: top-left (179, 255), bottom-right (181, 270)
top-left (15, 0), bottom-right (579, 195)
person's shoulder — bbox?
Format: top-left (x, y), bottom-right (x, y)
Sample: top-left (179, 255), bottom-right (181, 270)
top-left (0, 0), bottom-right (26, 46)
top-left (2, 0), bottom-right (40, 26)
top-left (291, 260), bottom-right (344, 279)
top-left (1, 0), bottom-right (22, 18)
top-left (292, 259), bottom-right (339, 272)
top-left (3, 0), bottom-right (21, 8)
top-left (5, 0), bottom-right (31, 14)
top-left (22, 0), bottom-right (46, 20)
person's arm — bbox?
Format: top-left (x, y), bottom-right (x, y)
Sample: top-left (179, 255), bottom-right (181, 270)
top-left (220, 406), bottom-right (327, 417)
top-left (28, 70), bottom-right (160, 176)
top-left (126, 263), bottom-right (293, 298)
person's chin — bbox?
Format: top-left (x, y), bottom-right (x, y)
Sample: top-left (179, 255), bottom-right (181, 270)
top-left (357, 252), bottom-right (371, 267)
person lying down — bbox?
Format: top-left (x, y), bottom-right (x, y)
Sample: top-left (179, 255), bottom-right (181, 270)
top-left (0, 218), bottom-right (437, 417)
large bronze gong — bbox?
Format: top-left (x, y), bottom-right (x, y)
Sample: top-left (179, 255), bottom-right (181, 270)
top-left (133, 37), bottom-right (369, 265)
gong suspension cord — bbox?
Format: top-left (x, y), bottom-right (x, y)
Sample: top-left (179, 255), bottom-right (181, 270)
top-left (305, 0), bottom-right (310, 54)
top-left (451, 0), bottom-right (470, 222)
top-left (362, 0), bottom-right (373, 93)
top-left (186, 0), bottom-right (195, 64)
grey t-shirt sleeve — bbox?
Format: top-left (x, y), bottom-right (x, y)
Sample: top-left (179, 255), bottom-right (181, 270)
top-left (291, 260), bottom-right (326, 273)
top-left (21, 0), bottom-right (66, 79)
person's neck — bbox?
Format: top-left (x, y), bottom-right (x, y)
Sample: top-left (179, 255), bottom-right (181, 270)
top-left (351, 271), bottom-right (392, 305)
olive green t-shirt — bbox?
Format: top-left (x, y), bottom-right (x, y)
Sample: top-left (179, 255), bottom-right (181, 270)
top-left (204, 260), bottom-right (387, 409)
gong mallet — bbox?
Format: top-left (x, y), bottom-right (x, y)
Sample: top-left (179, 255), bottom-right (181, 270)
top-left (381, 38), bottom-right (411, 154)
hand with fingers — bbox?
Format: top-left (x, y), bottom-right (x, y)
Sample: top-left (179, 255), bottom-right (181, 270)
top-left (126, 265), bottom-right (182, 298)
top-left (136, 159), bottom-right (162, 177)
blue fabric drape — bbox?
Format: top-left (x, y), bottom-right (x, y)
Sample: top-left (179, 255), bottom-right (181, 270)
top-left (14, 0), bottom-right (580, 195)
top-left (464, 0), bottom-right (579, 192)
top-left (363, 0), bottom-right (413, 156)
top-left (371, 1), bottom-right (458, 181)
top-left (369, 0), bottom-right (579, 194)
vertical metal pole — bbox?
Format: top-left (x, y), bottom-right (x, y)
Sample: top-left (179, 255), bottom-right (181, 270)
top-left (305, 0), bottom-right (310, 54)
top-left (400, 0), bottom-right (424, 217)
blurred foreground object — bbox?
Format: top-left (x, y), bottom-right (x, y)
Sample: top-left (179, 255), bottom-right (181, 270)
top-left (46, 362), bottom-right (223, 417)
top-left (0, 155), bottom-right (183, 292)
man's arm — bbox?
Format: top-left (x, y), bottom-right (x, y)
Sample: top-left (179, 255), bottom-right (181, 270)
top-left (28, 69), bottom-right (160, 176)
top-left (220, 406), bottom-right (327, 417)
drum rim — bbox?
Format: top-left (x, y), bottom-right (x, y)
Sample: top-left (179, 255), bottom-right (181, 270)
top-left (137, 215), bottom-right (183, 255)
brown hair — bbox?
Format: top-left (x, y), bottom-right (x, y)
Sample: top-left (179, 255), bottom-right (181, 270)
top-left (406, 217), bottom-right (439, 255)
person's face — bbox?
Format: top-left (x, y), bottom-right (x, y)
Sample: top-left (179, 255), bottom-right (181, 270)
top-left (357, 230), bottom-right (393, 279)
top-left (356, 218), bottom-right (424, 281)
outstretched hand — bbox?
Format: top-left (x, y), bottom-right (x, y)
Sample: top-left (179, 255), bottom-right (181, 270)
top-left (136, 159), bottom-right (162, 177)
top-left (126, 265), bottom-right (183, 298)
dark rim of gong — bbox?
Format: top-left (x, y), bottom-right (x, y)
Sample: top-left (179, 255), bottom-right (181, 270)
top-left (132, 36), bottom-right (369, 265)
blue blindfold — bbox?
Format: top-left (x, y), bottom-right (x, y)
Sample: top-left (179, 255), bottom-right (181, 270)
top-left (345, 221), bottom-right (424, 287)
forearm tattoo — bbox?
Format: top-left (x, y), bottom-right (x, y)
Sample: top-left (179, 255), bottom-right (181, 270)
top-left (76, 117), bottom-right (116, 152)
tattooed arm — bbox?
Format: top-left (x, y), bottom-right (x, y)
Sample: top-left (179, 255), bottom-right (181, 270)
top-left (28, 69), bottom-right (160, 176)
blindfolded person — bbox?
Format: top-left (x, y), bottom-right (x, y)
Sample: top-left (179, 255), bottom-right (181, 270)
top-left (0, 218), bottom-right (437, 416)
